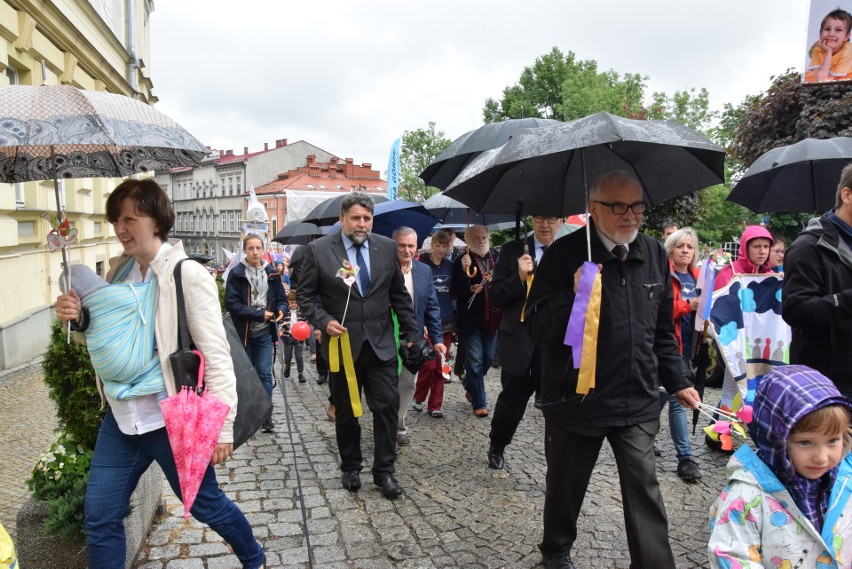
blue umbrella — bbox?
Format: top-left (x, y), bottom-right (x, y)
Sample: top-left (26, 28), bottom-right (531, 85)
top-left (330, 200), bottom-right (439, 248)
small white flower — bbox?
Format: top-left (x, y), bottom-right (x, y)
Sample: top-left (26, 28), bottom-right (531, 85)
top-left (58, 462), bottom-right (64, 469)
top-left (53, 471), bottom-right (62, 480)
top-left (56, 445), bottom-right (66, 455)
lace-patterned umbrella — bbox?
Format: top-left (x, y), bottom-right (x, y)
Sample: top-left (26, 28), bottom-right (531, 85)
top-left (0, 84), bottom-right (207, 286)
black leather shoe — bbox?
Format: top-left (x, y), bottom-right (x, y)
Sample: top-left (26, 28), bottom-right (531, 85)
top-left (341, 470), bottom-right (361, 491)
top-left (488, 443), bottom-right (505, 470)
top-left (373, 474), bottom-right (403, 499)
top-left (542, 553), bottom-right (576, 569)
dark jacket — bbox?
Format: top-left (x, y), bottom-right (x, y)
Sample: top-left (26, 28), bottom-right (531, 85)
top-left (452, 248), bottom-right (501, 333)
top-left (288, 245), bottom-right (305, 289)
top-left (410, 260), bottom-right (443, 342)
top-left (297, 231), bottom-right (419, 362)
top-left (225, 262), bottom-right (288, 345)
top-left (524, 222), bottom-right (691, 427)
top-left (782, 214), bottom-right (852, 393)
top-left (490, 237), bottom-right (539, 375)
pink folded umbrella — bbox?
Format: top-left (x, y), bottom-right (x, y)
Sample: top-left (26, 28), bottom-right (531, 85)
top-left (159, 351), bottom-right (231, 518)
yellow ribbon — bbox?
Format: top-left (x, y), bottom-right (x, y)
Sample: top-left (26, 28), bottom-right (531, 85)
top-left (520, 273), bottom-right (534, 323)
top-left (329, 332), bottom-right (362, 418)
top-left (576, 271), bottom-right (602, 395)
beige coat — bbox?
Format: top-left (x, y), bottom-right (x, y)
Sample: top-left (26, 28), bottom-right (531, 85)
top-left (105, 242), bottom-right (238, 444)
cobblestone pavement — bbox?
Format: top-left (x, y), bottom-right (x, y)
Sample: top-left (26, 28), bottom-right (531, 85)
top-left (133, 355), bottom-right (732, 569)
top-left (0, 358), bottom-right (58, 539)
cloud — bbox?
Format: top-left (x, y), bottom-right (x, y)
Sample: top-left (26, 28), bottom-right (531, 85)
top-left (150, 0), bottom-right (808, 172)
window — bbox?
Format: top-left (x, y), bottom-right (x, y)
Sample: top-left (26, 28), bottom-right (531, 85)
top-left (221, 213), bottom-right (226, 232)
top-left (229, 212), bottom-right (235, 232)
top-left (17, 220), bottom-right (34, 237)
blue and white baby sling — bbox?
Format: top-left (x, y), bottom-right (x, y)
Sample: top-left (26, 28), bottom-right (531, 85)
top-left (83, 266), bottom-right (166, 400)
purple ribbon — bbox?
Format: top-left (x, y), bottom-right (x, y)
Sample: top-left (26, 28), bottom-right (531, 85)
top-left (564, 262), bottom-right (599, 369)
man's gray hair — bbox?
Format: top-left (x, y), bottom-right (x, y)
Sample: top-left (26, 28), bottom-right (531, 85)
top-left (340, 191), bottom-right (376, 216)
top-left (392, 226), bottom-right (417, 240)
top-left (589, 170), bottom-right (642, 200)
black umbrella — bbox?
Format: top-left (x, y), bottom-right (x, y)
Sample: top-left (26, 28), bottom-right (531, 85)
top-left (272, 221), bottom-right (323, 246)
top-left (726, 137), bottom-right (852, 213)
top-left (419, 118), bottom-right (561, 190)
top-left (301, 193), bottom-right (389, 226)
top-left (422, 193), bottom-right (516, 229)
top-left (445, 112), bottom-right (725, 216)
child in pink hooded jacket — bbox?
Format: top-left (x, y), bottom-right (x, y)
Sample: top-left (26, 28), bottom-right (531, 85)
top-left (714, 226), bottom-right (774, 291)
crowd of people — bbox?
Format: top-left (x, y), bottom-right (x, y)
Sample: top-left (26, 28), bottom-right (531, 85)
top-left (52, 164), bottom-right (852, 568)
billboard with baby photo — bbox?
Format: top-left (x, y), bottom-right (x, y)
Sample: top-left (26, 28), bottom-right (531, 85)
top-left (804, 0), bottom-right (852, 83)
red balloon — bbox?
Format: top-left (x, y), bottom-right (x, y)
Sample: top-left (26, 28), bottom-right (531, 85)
top-left (290, 321), bottom-right (311, 341)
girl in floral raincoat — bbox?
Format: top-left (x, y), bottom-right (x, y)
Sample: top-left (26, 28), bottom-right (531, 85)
top-left (708, 365), bottom-right (852, 568)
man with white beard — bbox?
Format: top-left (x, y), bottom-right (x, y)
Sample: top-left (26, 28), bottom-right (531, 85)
top-left (451, 224), bottom-right (501, 417)
top-left (524, 170), bottom-right (701, 569)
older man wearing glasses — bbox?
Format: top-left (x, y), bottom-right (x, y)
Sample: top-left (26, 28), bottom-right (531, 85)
top-left (524, 170), bottom-right (701, 569)
top-left (486, 214), bottom-right (563, 470)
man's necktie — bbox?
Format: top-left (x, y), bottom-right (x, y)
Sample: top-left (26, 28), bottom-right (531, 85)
top-left (355, 243), bottom-right (371, 295)
top-left (612, 244), bottom-right (627, 262)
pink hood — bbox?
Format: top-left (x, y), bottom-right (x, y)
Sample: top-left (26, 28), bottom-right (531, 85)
top-left (738, 225), bottom-right (774, 258)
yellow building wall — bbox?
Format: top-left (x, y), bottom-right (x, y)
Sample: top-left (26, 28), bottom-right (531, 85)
top-left (0, 0), bottom-right (154, 369)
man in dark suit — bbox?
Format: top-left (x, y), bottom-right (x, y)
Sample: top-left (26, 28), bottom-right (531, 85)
top-left (487, 215), bottom-right (564, 469)
top-left (297, 192), bottom-right (420, 499)
top-left (392, 227), bottom-right (446, 448)
top-left (525, 171), bottom-right (700, 569)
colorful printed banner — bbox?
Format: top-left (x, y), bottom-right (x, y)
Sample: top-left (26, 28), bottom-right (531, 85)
top-left (706, 274), bottom-right (790, 437)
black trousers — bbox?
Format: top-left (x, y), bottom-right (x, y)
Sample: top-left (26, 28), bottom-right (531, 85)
top-left (330, 341), bottom-right (399, 476)
top-left (539, 417), bottom-right (676, 569)
top-left (489, 362), bottom-right (541, 448)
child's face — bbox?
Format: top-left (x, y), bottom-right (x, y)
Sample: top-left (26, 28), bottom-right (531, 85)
top-left (820, 17), bottom-right (850, 51)
top-left (288, 299), bottom-right (298, 310)
top-left (787, 429), bottom-right (846, 480)
top-left (432, 241), bottom-right (449, 258)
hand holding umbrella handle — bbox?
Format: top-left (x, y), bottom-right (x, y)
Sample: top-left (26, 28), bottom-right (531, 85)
top-left (462, 248), bottom-right (478, 278)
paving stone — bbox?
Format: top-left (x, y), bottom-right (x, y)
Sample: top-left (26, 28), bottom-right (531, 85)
top-left (2, 356), bottom-right (733, 568)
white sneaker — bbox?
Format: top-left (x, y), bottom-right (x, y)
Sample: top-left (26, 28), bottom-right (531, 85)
top-left (410, 400), bottom-right (424, 412)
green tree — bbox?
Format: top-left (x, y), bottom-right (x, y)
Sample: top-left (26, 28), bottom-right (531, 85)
top-left (713, 69), bottom-right (852, 241)
top-left (482, 47), bottom-right (649, 122)
top-left (483, 47), bottom-right (721, 232)
top-left (399, 122), bottom-right (451, 202)
top-left (727, 69), bottom-right (852, 169)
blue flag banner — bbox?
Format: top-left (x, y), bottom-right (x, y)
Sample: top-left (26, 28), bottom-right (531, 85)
top-left (387, 138), bottom-right (400, 200)
top-left (707, 274), bottom-right (790, 423)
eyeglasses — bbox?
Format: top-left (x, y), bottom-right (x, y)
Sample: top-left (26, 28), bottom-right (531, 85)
top-left (593, 201), bottom-right (647, 215)
top-left (532, 216), bottom-right (560, 224)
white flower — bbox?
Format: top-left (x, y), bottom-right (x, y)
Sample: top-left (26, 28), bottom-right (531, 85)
top-left (58, 462), bottom-right (64, 469)
top-left (53, 471), bottom-right (62, 480)
top-left (56, 445), bottom-right (66, 455)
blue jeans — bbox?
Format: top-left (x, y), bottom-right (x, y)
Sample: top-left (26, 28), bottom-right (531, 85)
top-left (85, 411), bottom-right (264, 568)
top-left (661, 393), bottom-right (693, 460)
top-left (461, 327), bottom-right (496, 410)
top-left (244, 332), bottom-right (274, 398)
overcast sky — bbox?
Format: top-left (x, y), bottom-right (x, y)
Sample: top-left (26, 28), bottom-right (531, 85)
top-left (149, 0), bottom-right (813, 177)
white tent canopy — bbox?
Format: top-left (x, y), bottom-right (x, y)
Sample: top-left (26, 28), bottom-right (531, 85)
top-left (285, 190), bottom-right (352, 224)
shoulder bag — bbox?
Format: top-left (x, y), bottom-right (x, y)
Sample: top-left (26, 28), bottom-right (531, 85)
top-left (171, 258), bottom-right (272, 448)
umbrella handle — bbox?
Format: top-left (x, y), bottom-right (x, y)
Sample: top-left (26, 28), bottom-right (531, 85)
top-left (463, 248), bottom-right (478, 278)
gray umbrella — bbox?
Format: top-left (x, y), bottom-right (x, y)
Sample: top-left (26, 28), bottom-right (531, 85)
top-left (419, 118), bottom-right (561, 190)
top-left (0, 84), bottom-right (207, 298)
top-left (726, 137), bottom-right (852, 213)
top-left (301, 193), bottom-right (389, 226)
top-left (272, 221), bottom-right (324, 246)
top-left (445, 112), bottom-right (725, 216)
top-left (422, 193), bottom-right (516, 229)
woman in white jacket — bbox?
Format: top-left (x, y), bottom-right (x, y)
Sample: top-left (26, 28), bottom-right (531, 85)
top-left (54, 179), bottom-right (265, 569)
top-left (708, 365), bottom-right (852, 568)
